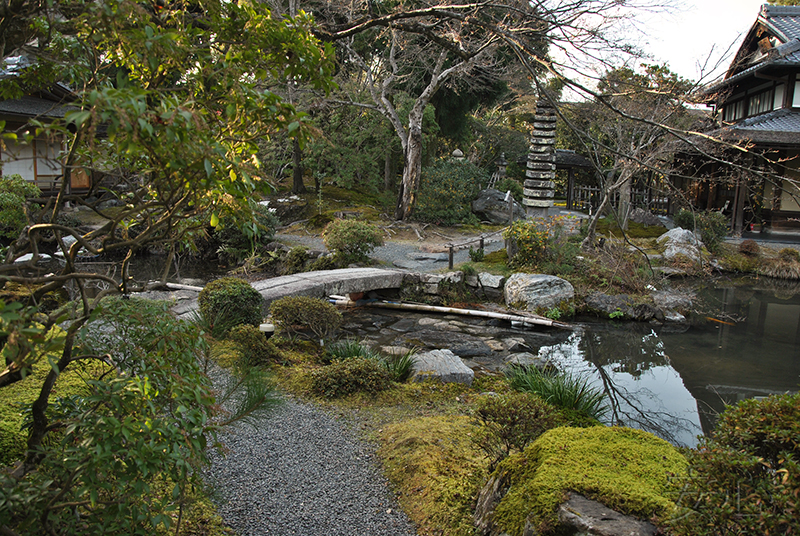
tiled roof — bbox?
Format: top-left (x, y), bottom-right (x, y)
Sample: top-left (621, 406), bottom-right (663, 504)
top-left (0, 95), bottom-right (74, 119)
top-left (734, 109), bottom-right (800, 133)
top-left (711, 109), bottom-right (800, 146)
top-left (703, 6), bottom-right (800, 94)
top-left (764, 5), bottom-right (800, 41)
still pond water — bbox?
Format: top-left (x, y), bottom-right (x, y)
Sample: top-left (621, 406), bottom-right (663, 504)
top-left (542, 277), bottom-right (800, 446)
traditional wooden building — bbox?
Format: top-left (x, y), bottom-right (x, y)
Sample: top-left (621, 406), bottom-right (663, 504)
top-left (0, 57), bottom-right (89, 193)
top-left (701, 4), bottom-right (800, 233)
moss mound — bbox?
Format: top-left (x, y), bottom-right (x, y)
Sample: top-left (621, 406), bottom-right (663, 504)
top-left (379, 415), bottom-right (488, 536)
top-left (492, 426), bottom-right (687, 535)
top-left (0, 358), bottom-right (107, 466)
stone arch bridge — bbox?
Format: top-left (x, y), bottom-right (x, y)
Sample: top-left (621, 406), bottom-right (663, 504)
top-left (173, 268), bottom-right (409, 319)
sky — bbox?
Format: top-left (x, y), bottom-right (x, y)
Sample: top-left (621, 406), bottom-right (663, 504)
top-left (636, 0), bottom-right (768, 84)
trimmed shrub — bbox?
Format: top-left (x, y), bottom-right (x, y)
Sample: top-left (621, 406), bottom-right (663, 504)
top-left (668, 393), bottom-right (800, 536)
top-left (228, 324), bottom-right (281, 366)
top-left (283, 246), bottom-right (309, 275)
top-left (0, 174), bottom-right (41, 240)
top-left (673, 209), bottom-right (728, 253)
top-left (310, 356), bottom-right (391, 398)
top-left (414, 159), bottom-right (487, 225)
top-left (322, 219), bottom-right (383, 265)
top-left (738, 238), bottom-right (759, 256)
top-left (473, 392), bottom-right (560, 469)
top-left (307, 254), bottom-right (336, 272)
top-left (269, 296), bottom-right (342, 342)
top-left (198, 277), bottom-right (263, 338)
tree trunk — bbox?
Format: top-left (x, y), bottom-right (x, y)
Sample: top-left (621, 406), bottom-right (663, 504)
top-left (395, 122), bottom-right (423, 220)
top-left (291, 137), bottom-right (306, 194)
top-left (384, 151), bottom-right (394, 192)
top-left (618, 175), bottom-right (631, 230)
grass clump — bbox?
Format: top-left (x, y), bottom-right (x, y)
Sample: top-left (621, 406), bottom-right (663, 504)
top-left (379, 415), bottom-right (488, 536)
top-left (506, 366), bottom-right (609, 422)
top-left (323, 340), bottom-right (417, 382)
top-left (491, 426), bottom-right (687, 536)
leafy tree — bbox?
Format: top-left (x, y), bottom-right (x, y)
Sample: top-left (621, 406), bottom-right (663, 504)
top-left (559, 64), bottom-right (695, 247)
top-left (315, 1), bottom-right (555, 220)
top-left (0, 0), bottom-right (332, 531)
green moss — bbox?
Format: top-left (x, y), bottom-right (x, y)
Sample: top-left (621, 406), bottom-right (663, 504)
top-left (492, 426), bottom-right (687, 535)
top-left (0, 358), bottom-right (108, 466)
top-left (379, 415), bottom-right (488, 536)
top-left (596, 218), bottom-right (667, 239)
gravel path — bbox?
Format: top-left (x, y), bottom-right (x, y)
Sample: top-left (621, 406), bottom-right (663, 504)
top-left (205, 390), bottom-right (416, 536)
top-left (276, 231), bottom-right (505, 273)
top-left (202, 230), bottom-right (508, 535)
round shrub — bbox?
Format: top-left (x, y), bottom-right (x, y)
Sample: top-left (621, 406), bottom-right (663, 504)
top-left (321, 219), bottom-right (383, 265)
top-left (738, 239), bottom-right (759, 256)
top-left (228, 324), bottom-right (281, 366)
top-left (779, 247), bottom-right (800, 262)
top-left (414, 159), bottom-right (488, 225)
top-left (0, 174), bottom-right (41, 240)
top-left (310, 356), bottom-right (391, 398)
top-left (669, 393), bottom-right (800, 536)
top-left (198, 277), bottom-right (263, 338)
top-left (283, 246), bottom-right (309, 275)
top-left (473, 392), bottom-right (561, 468)
top-left (269, 296), bottom-right (342, 342)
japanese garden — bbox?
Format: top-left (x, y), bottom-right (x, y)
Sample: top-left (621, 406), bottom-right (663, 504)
top-left (0, 1), bottom-right (798, 535)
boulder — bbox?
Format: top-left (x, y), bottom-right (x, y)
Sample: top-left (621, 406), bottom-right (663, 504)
top-left (629, 208), bottom-right (663, 227)
top-left (657, 228), bottom-right (705, 262)
top-left (554, 493), bottom-right (658, 536)
top-left (479, 272), bottom-right (505, 289)
top-left (504, 352), bottom-right (551, 369)
top-left (472, 188), bottom-right (526, 224)
top-left (651, 290), bottom-right (694, 312)
top-left (504, 273), bottom-right (574, 311)
top-left (584, 292), bottom-right (663, 322)
top-left (410, 349), bottom-right (474, 385)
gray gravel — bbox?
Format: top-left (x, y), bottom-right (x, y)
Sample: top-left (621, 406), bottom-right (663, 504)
top-left (276, 232), bottom-right (505, 273)
top-left (205, 390), bottom-right (416, 536)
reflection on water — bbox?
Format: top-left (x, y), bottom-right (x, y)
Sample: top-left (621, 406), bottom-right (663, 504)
top-left (534, 278), bottom-right (800, 446)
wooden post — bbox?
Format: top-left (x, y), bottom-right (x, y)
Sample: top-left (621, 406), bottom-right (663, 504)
top-left (479, 237), bottom-right (484, 256)
top-left (566, 168), bottom-right (575, 210)
top-left (448, 246), bottom-right (454, 269)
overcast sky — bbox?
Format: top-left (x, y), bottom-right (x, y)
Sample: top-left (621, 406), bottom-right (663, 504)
top-left (636, 0), bottom-right (767, 83)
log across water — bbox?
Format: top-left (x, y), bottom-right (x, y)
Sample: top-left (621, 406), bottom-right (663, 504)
top-left (329, 296), bottom-right (572, 330)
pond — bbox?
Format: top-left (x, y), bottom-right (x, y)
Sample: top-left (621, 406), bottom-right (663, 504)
top-left (60, 251), bottom-right (800, 447)
top-left (340, 276), bottom-right (800, 447)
